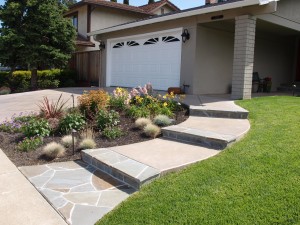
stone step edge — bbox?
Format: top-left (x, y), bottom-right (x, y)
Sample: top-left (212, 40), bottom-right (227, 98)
top-left (189, 107), bottom-right (249, 119)
top-left (161, 126), bottom-right (236, 150)
top-left (81, 150), bottom-right (160, 190)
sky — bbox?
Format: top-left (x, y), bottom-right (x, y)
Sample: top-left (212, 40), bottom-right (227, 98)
top-left (0, 0), bottom-right (206, 10)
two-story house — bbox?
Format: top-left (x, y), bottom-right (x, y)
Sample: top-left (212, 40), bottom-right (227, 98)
top-left (64, 0), bottom-right (180, 86)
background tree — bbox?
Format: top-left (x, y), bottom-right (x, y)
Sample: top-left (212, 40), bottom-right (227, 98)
top-left (0, 0), bottom-right (76, 90)
top-left (111, 0), bottom-right (117, 2)
top-left (61, 0), bottom-right (77, 8)
top-left (123, 0), bottom-right (129, 4)
top-left (148, 0), bottom-right (155, 4)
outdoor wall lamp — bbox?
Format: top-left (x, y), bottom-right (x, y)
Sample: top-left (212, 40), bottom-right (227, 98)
top-left (181, 29), bottom-right (190, 43)
top-left (99, 41), bottom-right (105, 50)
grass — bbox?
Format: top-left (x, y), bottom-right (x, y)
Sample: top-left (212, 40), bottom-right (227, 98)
top-left (96, 96), bottom-right (300, 225)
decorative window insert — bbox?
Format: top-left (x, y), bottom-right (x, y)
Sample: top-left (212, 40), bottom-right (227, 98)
top-left (113, 42), bottom-right (124, 48)
top-left (127, 41), bottom-right (139, 47)
top-left (162, 36), bottom-right (180, 43)
top-left (144, 38), bottom-right (159, 45)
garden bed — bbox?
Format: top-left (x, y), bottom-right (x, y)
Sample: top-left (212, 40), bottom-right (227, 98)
top-left (0, 86), bottom-right (188, 167)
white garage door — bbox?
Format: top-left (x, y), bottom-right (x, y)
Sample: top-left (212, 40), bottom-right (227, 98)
top-left (107, 29), bottom-right (182, 91)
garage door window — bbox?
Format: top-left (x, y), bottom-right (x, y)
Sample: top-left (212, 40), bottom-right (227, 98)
top-left (127, 41), bottom-right (139, 47)
top-left (113, 42), bottom-right (124, 48)
top-left (162, 36), bottom-right (180, 43)
top-left (144, 38), bottom-right (159, 45)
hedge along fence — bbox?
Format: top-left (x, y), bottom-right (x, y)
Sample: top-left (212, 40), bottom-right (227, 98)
top-left (0, 69), bottom-right (76, 93)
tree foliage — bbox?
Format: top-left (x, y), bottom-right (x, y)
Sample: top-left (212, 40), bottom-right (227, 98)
top-left (123, 0), bottom-right (129, 5)
top-left (148, 0), bottom-right (155, 4)
top-left (0, 0), bottom-right (76, 89)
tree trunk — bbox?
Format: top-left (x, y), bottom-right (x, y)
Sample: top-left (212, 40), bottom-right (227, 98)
top-left (30, 68), bottom-right (38, 90)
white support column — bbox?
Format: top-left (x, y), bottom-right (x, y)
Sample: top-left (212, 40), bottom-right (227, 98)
top-left (231, 15), bottom-right (257, 100)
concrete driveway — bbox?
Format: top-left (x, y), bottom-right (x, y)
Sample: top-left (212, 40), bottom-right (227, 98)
top-left (0, 88), bottom-right (99, 122)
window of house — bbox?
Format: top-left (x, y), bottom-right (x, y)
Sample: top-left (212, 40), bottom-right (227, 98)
top-left (72, 15), bottom-right (78, 30)
top-left (161, 8), bottom-right (165, 15)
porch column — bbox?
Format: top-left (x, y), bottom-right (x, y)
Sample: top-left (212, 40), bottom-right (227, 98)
top-left (231, 15), bottom-right (257, 99)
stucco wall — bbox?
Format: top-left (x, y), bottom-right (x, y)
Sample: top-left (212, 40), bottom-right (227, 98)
top-left (274, 0), bottom-right (300, 24)
top-left (193, 25), bottom-right (234, 95)
top-left (253, 35), bottom-right (296, 91)
top-left (152, 5), bottom-right (174, 15)
top-left (67, 6), bottom-right (88, 37)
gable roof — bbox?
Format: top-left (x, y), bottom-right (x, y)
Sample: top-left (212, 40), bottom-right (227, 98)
top-left (139, 0), bottom-right (180, 13)
top-left (67, 0), bottom-right (154, 16)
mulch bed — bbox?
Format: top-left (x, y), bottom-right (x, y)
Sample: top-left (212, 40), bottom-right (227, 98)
top-left (0, 110), bottom-right (188, 167)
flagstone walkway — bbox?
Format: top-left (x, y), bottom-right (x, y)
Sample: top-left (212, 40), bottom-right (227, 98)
top-left (20, 161), bottom-right (135, 225)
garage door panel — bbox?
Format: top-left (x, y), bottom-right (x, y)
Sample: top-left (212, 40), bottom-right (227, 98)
top-left (109, 31), bottom-right (182, 90)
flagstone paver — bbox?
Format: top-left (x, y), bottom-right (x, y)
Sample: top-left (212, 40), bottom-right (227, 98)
top-left (19, 161), bottom-right (135, 225)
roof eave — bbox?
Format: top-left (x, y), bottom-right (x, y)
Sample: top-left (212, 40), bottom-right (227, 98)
top-left (89, 0), bottom-right (273, 36)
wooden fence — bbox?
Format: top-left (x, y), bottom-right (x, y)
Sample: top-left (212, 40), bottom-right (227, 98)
top-left (69, 50), bottom-right (101, 86)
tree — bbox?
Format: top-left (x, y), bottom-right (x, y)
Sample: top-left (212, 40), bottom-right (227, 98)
top-left (148, 0), bottom-right (155, 4)
top-left (0, 0), bottom-right (76, 90)
top-left (123, 0), bottom-right (129, 4)
top-left (60, 0), bottom-right (77, 8)
top-left (111, 0), bottom-right (117, 2)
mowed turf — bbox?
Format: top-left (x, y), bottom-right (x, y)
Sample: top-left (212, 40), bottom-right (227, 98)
top-left (97, 96), bottom-right (300, 225)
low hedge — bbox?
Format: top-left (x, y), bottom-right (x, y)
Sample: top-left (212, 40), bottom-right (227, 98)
top-left (0, 69), bottom-right (77, 92)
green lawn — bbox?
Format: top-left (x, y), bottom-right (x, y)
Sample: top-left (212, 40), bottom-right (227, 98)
top-left (97, 96), bottom-right (300, 225)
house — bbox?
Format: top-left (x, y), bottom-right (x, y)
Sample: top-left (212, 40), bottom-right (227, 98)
top-left (89, 0), bottom-right (300, 99)
top-left (63, 0), bottom-right (180, 85)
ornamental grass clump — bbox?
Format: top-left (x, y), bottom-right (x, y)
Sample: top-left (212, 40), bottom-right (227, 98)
top-left (61, 135), bottom-right (76, 148)
top-left (143, 123), bottom-right (161, 138)
top-left (153, 115), bottom-right (173, 127)
top-left (79, 138), bottom-right (97, 150)
top-left (42, 142), bottom-right (65, 159)
top-left (135, 118), bottom-right (152, 130)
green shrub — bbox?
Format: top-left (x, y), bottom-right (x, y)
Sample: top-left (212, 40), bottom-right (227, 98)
top-left (61, 135), bottom-right (76, 147)
top-left (143, 123), bottom-right (161, 138)
top-left (156, 106), bottom-right (174, 118)
top-left (42, 142), bottom-right (66, 159)
top-left (22, 118), bottom-right (51, 137)
top-left (79, 138), bottom-right (97, 150)
top-left (58, 69), bottom-right (77, 87)
top-left (17, 137), bottom-right (43, 152)
top-left (0, 72), bottom-right (10, 86)
top-left (10, 71), bottom-right (31, 92)
top-left (135, 118), bottom-right (152, 130)
top-left (38, 79), bottom-right (60, 89)
top-left (102, 127), bottom-right (123, 139)
top-left (96, 109), bottom-right (120, 131)
top-left (153, 115), bottom-right (173, 127)
top-left (126, 106), bottom-right (150, 119)
top-left (59, 113), bottom-right (86, 134)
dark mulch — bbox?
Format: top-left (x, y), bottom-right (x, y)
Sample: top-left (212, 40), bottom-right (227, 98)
top-left (0, 110), bottom-right (188, 167)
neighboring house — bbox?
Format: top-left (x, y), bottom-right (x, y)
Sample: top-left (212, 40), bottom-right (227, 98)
top-left (89, 0), bottom-right (300, 99)
top-left (64, 0), bottom-right (180, 85)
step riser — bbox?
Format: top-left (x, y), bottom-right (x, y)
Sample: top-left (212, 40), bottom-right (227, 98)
top-left (81, 151), bottom-right (159, 190)
top-left (82, 152), bottom-right (139, 189)
top-left (190, 109), bottom-right (248, 119)
top-left (162, 130), bottom-right (231, 150)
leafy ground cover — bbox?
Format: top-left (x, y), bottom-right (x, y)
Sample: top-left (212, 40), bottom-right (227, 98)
top-left (96, 96), bottom-right (300, 225)
top-left (0, 85), bottom-right (188, 166)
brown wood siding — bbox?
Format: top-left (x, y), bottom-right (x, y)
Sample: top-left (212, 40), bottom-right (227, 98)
top-left (69, 50), bottom-right (101, 86)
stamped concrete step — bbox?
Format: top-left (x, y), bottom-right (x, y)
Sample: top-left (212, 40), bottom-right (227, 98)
top-left (162, 116), bottom-right (250, 149)
top-left (81, 149), bottom-right (160, 190)
top-left (190, 106), bottom-right (249, 119)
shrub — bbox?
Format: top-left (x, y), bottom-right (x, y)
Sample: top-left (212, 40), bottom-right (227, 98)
top-left (0, 86), bottom-right (11, 95)
top-left (0, 119), bottom-right (23, 133)
top-left (156, 106), bottom-right (174, 118)
top-left (126, 105), bottom-right (150, 119)
top-left (135, 118), bottom-right (152, 130)
top-left (143, 124), bottom-right (161, 138)
top-left (80, 127), bottom-right (95, 139)
top-left (38, 79), bottom-right (60, 89)
top-left (153, 115), bottom-right (173, 127)
top-left (78, 90), bottom-right (109, 117)
top-left (62, 79), bottom-right (76, 87)
top-left (79, 138), bottom-right (97, 150)
top-left (42, 142), bottom-right (66, 159)
top-left (59, 113), bottom-right (86, 134)
top-left (61, 135), bottom-right (76, 147)
top-left (102, 127), bottom-right (123, 139)
top-left (22, 118), bottom-right (51, 137)
top-left (37, 94), bottom-right (68, 119)
top-left (109, 87), bottom-right (130, 111)
top-left (10, 71), bottom-right (31, 92)
top-left (17, 137), bottom-right (43, 152)
top-left (96, 109), bottom-right (120, 131)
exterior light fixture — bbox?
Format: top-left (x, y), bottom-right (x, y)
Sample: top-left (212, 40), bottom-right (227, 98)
top-left (72, 129), bottom-right (77, 155)
top-left (181, 29), bottom-right (190, 43)
top-left (99, 41), bottom-right (105, 50)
